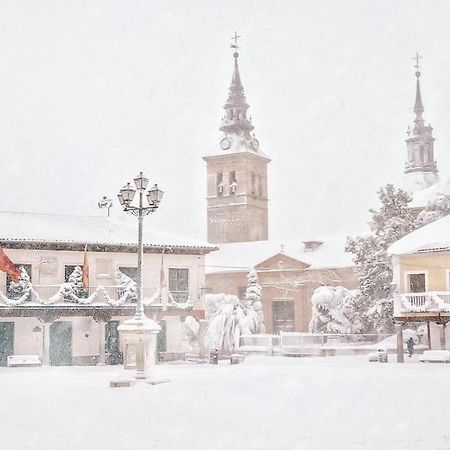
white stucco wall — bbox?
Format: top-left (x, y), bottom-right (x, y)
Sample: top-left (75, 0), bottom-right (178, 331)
top-left (0, 248), bottom-right (206, 304)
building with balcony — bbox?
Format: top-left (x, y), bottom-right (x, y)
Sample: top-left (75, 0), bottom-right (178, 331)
top-left (389, 213), bottom-right (450, 360)
top-left (0, 211), bottom-right (217, 366)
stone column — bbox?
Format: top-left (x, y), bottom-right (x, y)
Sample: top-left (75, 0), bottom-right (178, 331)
top-left (98, 321), bottom-right (106, 365)
top-left (42, 322), bottom-right (51, 365)
top-left (198, 319), bottom-right (208, 359)
top-left (440, 323), bottom-right (446, 350)
top-left (395, 322), bottom-right (404, 363)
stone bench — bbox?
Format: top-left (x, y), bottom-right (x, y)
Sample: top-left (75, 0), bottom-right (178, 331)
top-left (419, 350), bottom-right (450, 363)
top-left (7, 355), bottom-right (42, 367)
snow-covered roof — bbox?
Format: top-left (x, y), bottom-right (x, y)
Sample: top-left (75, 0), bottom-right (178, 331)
top-left (205, 235), bottom-right (354, 274)
top-left (0, 211), bottom-right (217, 252)
top-left (410, 177), bottom-right (450, 208)
top-left (388, 214), bottom-right (450, 255)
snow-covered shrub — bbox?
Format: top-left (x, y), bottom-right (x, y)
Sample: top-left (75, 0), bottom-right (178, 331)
top-left (309, 286), bottom-right (363, 334)
top-left (115, 270), bottom-right (137, 303)
top-left (244, 269), bottom-right (265, 333)
top-left (67, 266), bottom-right (87, 298)
top-left (4, 267), bottom-right (33, 305)
top-left (205, 293), bottom-right (260, 354)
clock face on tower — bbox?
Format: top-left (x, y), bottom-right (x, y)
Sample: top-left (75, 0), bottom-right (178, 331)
top-left (220, 137), bottom-right (232, 150)
top-left (252, 139), bottom-right (260, 151)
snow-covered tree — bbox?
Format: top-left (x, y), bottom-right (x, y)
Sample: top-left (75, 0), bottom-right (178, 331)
top-left (244, 269), bottom-right (265, 333)
top-left (7, 267), bottom-right (32, 301)
top-left (115, 270), bottom-right (137, 303)
top-left (68, 266), bottom-right (87, 298)
top-left (417, 193), bottom-right (450, 227)
top-left (205, 294), bottom-right (259, 354)
top-left (346, 184), bottom-right (416, 334)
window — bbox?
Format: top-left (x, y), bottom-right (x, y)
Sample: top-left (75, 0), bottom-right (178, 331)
top-left (251, 172), bottom-right (256, 195)
top-left (117, 267), bottom-right (138, 302)
top-left (408, 273), bottom-right (426, 293)
top-left (169, 268), bottom-right (189, 303)
top-left (64, 265), bottom-right (78, 282)
top-left (217, 172), bottom-right (224, 197)
top-left (229, 171), bottom-right (237, 195)
top-left (118, 267), bottom-right (138, 282)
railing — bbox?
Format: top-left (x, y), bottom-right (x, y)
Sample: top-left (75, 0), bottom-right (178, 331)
top-left (396, 291), bottom-right (450, 314)
top-left (0, 285), bottom-right (191, 307)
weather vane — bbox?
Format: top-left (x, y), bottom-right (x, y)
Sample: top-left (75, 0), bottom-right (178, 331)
top-left (231, 31), bottom-right (241, 50)
top-left (413, 51), bottom-right (423, 71)
top-left (98, 196), bottom-right (113, 217)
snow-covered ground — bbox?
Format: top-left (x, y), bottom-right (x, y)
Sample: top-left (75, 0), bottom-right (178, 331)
top-left (1, 355), bottom-right (450, 450)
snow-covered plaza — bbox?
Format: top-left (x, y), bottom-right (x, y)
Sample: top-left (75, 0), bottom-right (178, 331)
top-left (1, 355), bottom-right (450, 450)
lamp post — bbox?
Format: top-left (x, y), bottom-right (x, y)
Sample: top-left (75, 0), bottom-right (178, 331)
top-left (117, 172), bottom-right (164, 380)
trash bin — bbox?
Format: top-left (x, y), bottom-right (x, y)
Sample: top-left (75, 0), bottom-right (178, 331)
top-left (209, 349), bottom-right (219, 365)
top-left (377, 349), bottom-right (388, 363)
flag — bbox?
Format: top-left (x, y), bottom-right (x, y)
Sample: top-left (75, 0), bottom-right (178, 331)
top-left (82, 244), bottom-right (89, 289)
top-left (0, 247), bottom-right (21, 283)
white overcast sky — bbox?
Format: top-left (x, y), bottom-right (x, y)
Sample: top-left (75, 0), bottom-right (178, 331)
top-left (0, 0), bottom-right (449, 242)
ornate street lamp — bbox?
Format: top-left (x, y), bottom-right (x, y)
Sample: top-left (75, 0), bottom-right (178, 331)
top-left (117, 172), bottom-right (164, 380)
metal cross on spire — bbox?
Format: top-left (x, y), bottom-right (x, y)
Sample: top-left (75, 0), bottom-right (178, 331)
top-left (231, 31), bottom-right (241, 49)
top-left (413, 51), bottom-right (423, 70)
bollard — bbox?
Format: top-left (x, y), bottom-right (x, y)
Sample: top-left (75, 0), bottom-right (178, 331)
top-left (209, 349), bottom-right (219, 365)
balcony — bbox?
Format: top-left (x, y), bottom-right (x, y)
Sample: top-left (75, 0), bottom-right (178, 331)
top-left (394, 292), bottom-right (450, 316)
top-left (0, 284), bottom-right (191, 308)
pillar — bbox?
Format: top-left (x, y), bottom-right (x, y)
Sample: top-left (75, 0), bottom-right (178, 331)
top-left (440, 323), bottom-right (446, 350)
top-left (427, 321), bottom-right (431, 349)
top-left (395, 322), bottom-right (404, 363)
top-left (198, 319), bottom-right (208, 359)
top-left (42, 322), bottom-right (51, 365)
top-left (98, 321), bottom-right (106, 365)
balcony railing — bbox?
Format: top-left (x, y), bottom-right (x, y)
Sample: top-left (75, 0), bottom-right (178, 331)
top-left (0, 284), bottom-right (191, 308)
top-left (394, 291), bottom-right (450, 315)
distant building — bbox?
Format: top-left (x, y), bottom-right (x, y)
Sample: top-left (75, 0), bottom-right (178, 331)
top-left (389, 214), bottom-right (450, 359)
top-left (203, 47), bottom-right (270, 244)
top-left (0, 211), bottom-right (217, 366)
top-left (203, 42), bottom-right (356, 331)
top-left (401, 56), bottom-right (450, 215)
top-left (206, 238), bottom-right (356, 333)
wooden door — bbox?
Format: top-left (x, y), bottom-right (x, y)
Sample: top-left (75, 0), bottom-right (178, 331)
top-left (0, 322), bottom-right (14, 366)
top-left (49, 321), bottom-right (73, 366)
top-left (272, 301), bottom-right (295, 334)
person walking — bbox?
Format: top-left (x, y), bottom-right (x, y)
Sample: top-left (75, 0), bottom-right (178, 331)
top-left (407, 337), bottom-right (415, 357)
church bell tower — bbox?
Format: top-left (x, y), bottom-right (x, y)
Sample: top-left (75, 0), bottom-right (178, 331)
top-left (203, 34), bottom-right (270, 244)
top-left (403, 53), bottom-right (439, 193)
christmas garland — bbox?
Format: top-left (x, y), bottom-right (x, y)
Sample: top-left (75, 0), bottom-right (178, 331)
top-left (99, 286), bottom-right (135, 307)
top-left (46, 283), bottom-right (99, 305)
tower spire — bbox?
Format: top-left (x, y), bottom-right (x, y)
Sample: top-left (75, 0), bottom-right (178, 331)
top-left (219, 32), bottom-right (260, 152)
top-left (413, 52), bottom-right (424, 121)
top-left (403, 53), bottom-right (438, 192)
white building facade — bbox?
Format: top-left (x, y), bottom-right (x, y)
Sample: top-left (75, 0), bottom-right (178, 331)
top-left (0, 212), bottom-right (217, 366)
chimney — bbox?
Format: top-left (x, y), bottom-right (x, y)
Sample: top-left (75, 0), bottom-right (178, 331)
top-left (303, 240), bottom-right (323, 252)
